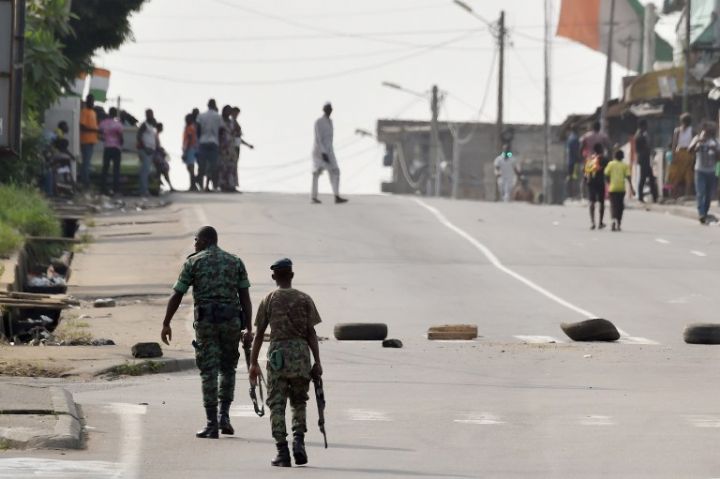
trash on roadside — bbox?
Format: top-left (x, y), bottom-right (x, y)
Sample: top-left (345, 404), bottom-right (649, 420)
top-left (94, 298), bottom-right (116, 308)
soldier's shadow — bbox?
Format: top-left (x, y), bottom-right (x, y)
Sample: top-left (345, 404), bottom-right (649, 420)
top-left (222, 436), bottom-right (413, 453)
top-left (299, 466), bottom-right (475, 478)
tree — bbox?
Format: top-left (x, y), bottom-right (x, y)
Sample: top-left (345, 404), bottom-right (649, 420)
top-left (62, 0), bottom-right (147, 75)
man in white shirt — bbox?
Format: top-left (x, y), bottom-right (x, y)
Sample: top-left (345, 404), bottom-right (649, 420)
top-left (196, 99), bottom-right (224, 191)
top-left (493, 145), bottom-right (520, 202)
top-left (137, 109), bottom-right (158, 197)
top-left (670, 113), bottom-right (695, 197)
top-left (311, 102), bottom-right (347, 204)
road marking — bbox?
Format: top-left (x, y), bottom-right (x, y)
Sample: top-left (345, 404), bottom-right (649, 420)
top-left (655, 238), bottom-right (670, 244)
top-left (347, 409), bottom-right (391, 421)
top-left (685, 415), bottom-right (720, 428)
top-left (579, 415), bottom-right (615, 426)
top-left (691, 250), bottom-right (707, 257)
top-left (454, 413), bottom-right (504, 425)
top-left (414, 199), bottom-right (659, 345)
top-left (230, 405), bottom-right (258, 418)
top-left (107, 403), bottom-right (146, 479)
top-left (514, 335), bottom-right (564, 344)
top-left (0, 459), bottom-right (120, 478)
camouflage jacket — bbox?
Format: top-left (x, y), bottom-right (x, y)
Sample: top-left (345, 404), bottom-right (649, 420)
top-left (255, 288), bottom-right (321, 378)
top-left (173, 245), bottom-right (250, 305)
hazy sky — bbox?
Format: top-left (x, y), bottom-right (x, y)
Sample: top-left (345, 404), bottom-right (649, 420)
top-left (93, 0), bottom-right (673, 194)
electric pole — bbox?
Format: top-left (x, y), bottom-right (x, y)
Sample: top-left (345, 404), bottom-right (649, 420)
top-left (683, 0), bottom-right (691, 112)
top-left (543, 0), bottom-right (551, 204)
top-left (497, 10), bottom-right (506, 150)
top-left (430, 85), bottom-right (441, 197)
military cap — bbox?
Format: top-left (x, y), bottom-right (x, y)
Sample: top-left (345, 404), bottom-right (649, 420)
top-left (270, 258), bottom-right (293, 271)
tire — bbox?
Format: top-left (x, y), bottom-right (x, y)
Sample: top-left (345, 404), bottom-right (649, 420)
top-left (334, 323), bottom-right (388, 341)
top-left (560, 318), bottom-right (620, 342)
top-left (683, 323), bottom-right (720, 345)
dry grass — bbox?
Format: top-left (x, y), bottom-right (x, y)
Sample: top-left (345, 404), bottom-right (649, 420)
top-left (0, 360), bottom-right (69, 378)
top-left (53, 318), bottom-right (94, 345)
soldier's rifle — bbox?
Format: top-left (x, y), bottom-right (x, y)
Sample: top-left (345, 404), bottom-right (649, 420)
top-left (241, 333), bottom-right (266, 417)
top-left (312, 374), bottom-right (328, 448)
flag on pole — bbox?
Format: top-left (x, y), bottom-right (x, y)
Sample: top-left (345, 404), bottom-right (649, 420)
top-left (89, 68), bottom-right (111, 102)
top-left (556, 0), bottom-right (672, 72)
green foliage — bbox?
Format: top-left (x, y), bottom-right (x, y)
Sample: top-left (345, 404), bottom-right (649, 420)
top-left (0, 223), bottom-right (23, 258)
top-left (0, 185), bottom-right (60, 238)
top-left (62, 0), bottom-right (147, 73)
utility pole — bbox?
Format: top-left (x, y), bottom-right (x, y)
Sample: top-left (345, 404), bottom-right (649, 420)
top-left (430, 85), bottom-right (441, 197)
top-left (683, 0), bottom-right (691, 112)
top-left (600, 0), bottom-right (616, 132)
top-left (543, 0), bottom-right (551, 204)
top-left (497, 10), bottom-right (506, 150)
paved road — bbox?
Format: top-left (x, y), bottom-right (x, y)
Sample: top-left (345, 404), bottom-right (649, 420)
top-left (2, 193), bottom-right (720, 478)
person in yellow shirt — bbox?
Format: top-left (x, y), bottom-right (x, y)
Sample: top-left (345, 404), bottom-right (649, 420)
top-left (604, 150), bottom-right (635, 232)
top-left (79, 94), bottom-right (100, 189)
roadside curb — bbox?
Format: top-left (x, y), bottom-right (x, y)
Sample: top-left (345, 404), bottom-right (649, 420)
top-left (634, 202), bottom-right (698, 221)
top-left (0, 386), bottom-right (82, 449)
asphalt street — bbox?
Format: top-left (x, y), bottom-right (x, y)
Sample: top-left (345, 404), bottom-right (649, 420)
top-left (2, 193), bottom-right (719, 478)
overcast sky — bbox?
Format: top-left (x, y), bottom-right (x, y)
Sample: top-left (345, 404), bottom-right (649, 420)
top-left (93, 0), bottom-right (673, 194)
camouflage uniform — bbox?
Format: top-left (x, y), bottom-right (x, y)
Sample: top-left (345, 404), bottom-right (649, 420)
top-left (255, 288), bottom-right (321, 442)
top-left (173, 245), bottom-right (250, 408)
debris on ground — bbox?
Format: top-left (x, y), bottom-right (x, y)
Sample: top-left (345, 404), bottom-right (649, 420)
top-left (382, 339), bottom-right (403, 348)
top-left (427, 324), bottom-right (478, 340)
top-left (93, 298), bottom-right (116, 308)
top-left (131, 342), bottom-right (163, 358)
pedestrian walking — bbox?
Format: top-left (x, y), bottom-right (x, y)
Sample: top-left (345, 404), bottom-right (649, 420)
top-left (604, 150), bottom-right (635, 231)
top-left (183, 113), bottom-right (199, 191)
top-left (79, 94), bottom-right (100, 190)
top-left (217, 105), bottom-right (238, 192)
top-left (98, 107), bottom-right (124, 196)
top-left (689, 122), bottom-right (719, 224)
top-left (669, 113), bottom-right (695, 197)
top-left (248, 258), bottom-right (323, 467)
top-left (196, 99), bottom-right (223, 191)
top-left (493, 144), bottom-right (519, 202)
top-left (584, 143), bottom-right (608, 230)
top-left (635, 119), bottom-right (658, 203)
top-left (161, 226), bottom-right (253, 439)
top-left (136, 109), bottom-right (157, 197)
top-left (312, 102), bottom-right (348, 204)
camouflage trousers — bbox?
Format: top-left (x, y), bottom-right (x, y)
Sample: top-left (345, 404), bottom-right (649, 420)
top-left (266, 371), bottom-right (310, 443)
top-left (194, 318), bottom-right (243, 408)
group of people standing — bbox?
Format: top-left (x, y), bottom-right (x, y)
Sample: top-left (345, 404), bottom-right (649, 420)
top-left (567, 112), bottom-right (720, 229)
top-left (182, 99), bottom-right (254, 193)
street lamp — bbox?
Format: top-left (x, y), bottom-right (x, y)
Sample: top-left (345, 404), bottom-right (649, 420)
top-left (354, 128), bottom-right (374, 138)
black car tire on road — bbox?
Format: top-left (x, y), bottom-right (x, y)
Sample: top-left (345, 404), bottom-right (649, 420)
top-left (683, 323), bottom-right (720, 344)
top-left (561, 318), bottom-right (620, 342)
top-left (334, 323), bottom-right (388, 341)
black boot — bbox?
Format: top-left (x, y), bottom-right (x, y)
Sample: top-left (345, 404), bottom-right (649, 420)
top-left (196, 406), bottom-right (219, 439)
top-left (219, 401), bottom-right (234, 435)
top-left (292, 433), bottom-right (308, 465)
top-left (271, 441), bottom-right (291, 467)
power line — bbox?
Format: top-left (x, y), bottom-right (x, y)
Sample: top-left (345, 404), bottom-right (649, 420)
top-left (107, 30), bottom-right (477, 87)
top-left (208, 0), bottom-right (491, 49)
top-left (137, 28), bottom-right (485, 44)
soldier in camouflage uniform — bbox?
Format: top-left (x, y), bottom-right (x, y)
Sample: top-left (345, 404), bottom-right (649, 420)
top-left (249, 258), bottom-right (323, 467)
top-left (161, 226), bottom-right (253, 439)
